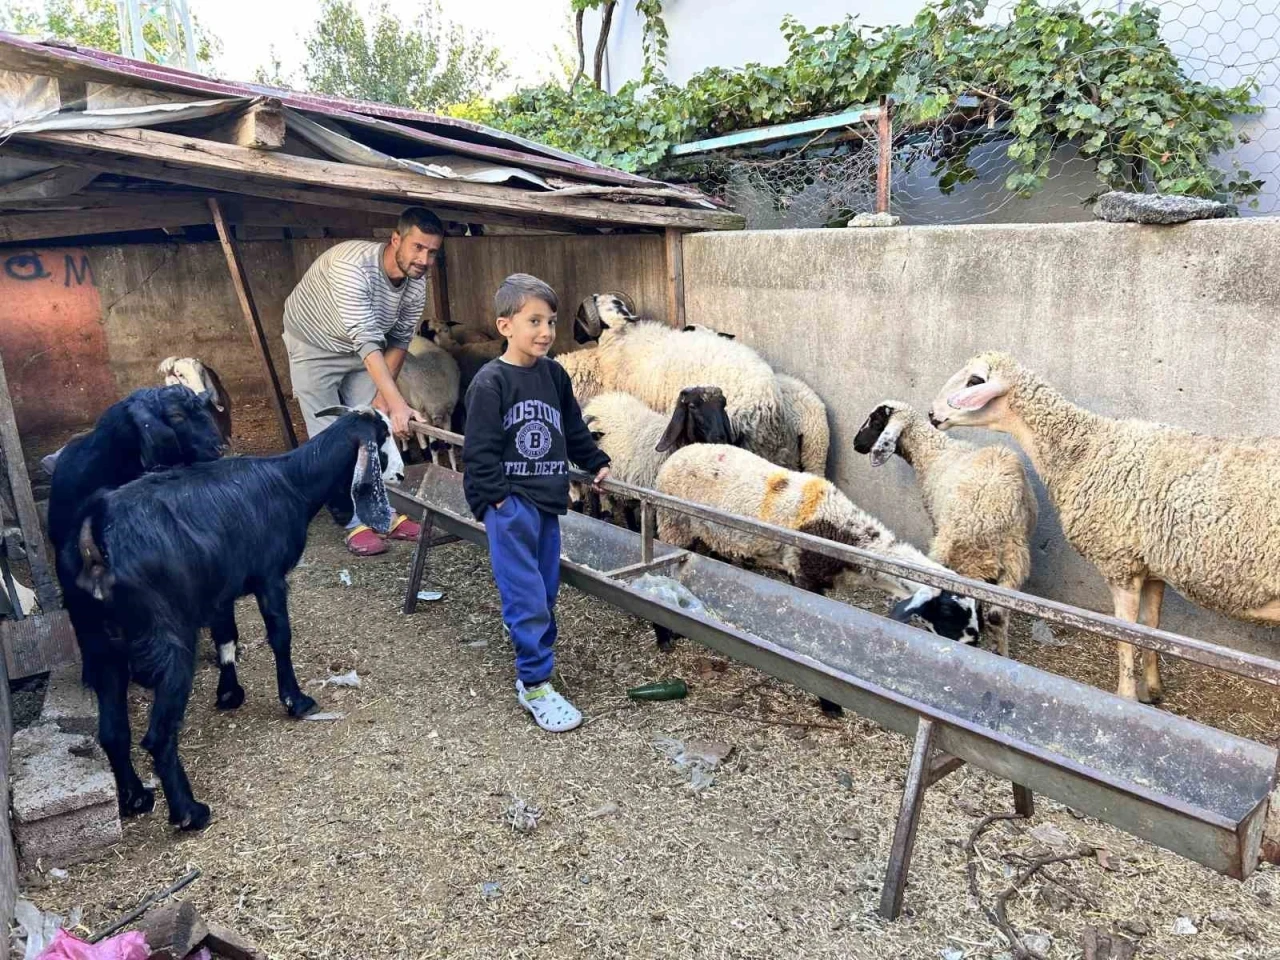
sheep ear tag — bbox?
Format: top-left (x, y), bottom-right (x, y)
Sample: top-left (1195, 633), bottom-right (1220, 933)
top-left (947, 379), bottom-right (1004, 412)
top-left (352, 440), bottom-right (394, 534)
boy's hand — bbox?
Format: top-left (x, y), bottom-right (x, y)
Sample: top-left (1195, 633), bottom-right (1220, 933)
top-left (592, 466), bottom-right (610, 492)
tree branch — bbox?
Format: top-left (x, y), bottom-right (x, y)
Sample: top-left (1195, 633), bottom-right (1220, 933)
top-left (571, 7), bottom-right (586, 91)
top-left (592, 0), bottom-right (617, 89)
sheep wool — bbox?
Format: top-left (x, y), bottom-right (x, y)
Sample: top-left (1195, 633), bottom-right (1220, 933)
top-left (776, 374), bottom-right (830, 476)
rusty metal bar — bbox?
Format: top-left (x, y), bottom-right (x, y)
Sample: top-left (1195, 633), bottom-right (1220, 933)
top-left (875, 96), bottom-right (893, 215)
top-left (404, 422), bottom-right (1280, 688)
top-left (880, 716), bottom-right (937, 919)
top-left (603, 552), bottom-right (688, 581)
top-left (927, 753), bottom-right (965, 788)
top-left (402, 509), bottom-right (434, 615)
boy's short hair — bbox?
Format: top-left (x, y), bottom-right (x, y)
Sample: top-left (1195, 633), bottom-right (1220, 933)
top-left (396, 207), bottom-right (445, 238)
top-left (495, 273), bottom-right (559, 318)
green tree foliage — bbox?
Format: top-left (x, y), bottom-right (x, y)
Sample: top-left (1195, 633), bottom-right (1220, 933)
top-left (476, 0), bottom-right (1259, 202)
top-left (2, 0), bottom-right (220, 69)
top-left (299, 0), bottom-right (508, 111)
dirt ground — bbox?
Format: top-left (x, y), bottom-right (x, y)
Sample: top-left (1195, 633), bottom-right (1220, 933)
top-left (17, 502), bottom-right (1280, 960)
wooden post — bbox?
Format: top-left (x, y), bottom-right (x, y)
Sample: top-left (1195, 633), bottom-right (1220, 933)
top-left (0, 351), bottom-right (58, 612)
top-left (208, 197), bottom-right (298, 449)
top-left (428, 249), bottom-right (451, 334)
top-left (880, 716), bottom-right (937, 920)
top-left (640, 500), bottom-right (656, 565)
top-left (664, 228), bottom-right (686, 329)
top-left (876, 97), bottom-right (893, 215)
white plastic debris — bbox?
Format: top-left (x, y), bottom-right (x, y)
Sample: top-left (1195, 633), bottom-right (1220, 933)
top-left (313, 670), bottom-right (360, 689)
top-left (940, 949), bottom-right (964, 960)
top-left (338, 569), bottom-right (352, 587)
top-left (1023, 934), bottom-right (1053, 954)
top-left (1171, 917), bottom-right (1198, 936)
top-left (652, 737), bottom-right (734, 791)
top-left (507, 796), bottom-right (541, 833)
top-left (416, 588), bottom-right (443, 602)
top-left (15, 899), bottom-right (82, 960)
top-left (1031, 620), bottom-right (1067, 647)
top-left (302, 712), bottom-right (346, 722)
top-left (631, 575), bottom-right (714, 619)
top-left (48, 868), bottom-right (68, 880)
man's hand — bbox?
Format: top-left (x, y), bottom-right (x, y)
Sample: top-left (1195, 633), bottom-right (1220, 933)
top-left (592, 466), bottom-right (611, 492)
top-left (387, 400), bottom-right (423, 441)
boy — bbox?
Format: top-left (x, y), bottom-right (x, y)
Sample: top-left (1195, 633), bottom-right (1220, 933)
top-left (462, 274), bottom-right (611, 732)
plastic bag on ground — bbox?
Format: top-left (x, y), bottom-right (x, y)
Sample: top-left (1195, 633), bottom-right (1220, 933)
top-left (35, 929), bottom-right (149, 960)
top-left (631, 575), bottom-right (710, 618)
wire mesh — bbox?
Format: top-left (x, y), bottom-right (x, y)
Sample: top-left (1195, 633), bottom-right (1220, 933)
top-left (667, 0), bottom-right (1280, 227)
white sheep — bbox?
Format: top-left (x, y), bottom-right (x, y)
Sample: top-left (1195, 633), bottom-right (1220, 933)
top-left (655, 443), bottom-right (983, 642)
top-left (576, 386), bottom-right (734, 529)
top-left (930, 351), bottom-right (1280, 702)
top-left (396, 338), bottom-right (461, 470)
top-left (679, 323), bottom-right (829, 475)
top-left (853, 400), bottom-right (1037, 656)
top-left (573, 296), bottom-right (800, 469)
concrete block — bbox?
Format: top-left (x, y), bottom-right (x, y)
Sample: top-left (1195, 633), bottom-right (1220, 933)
top-left (847, 212), bottom-right (901, 227)
top-left (14, 798), bottom-right (120, 869)
top-left (11, 724), bottom-right (115, 822)
top-left (39, 663), bottom-right (96, 737)
top-left (10, 722), bottom-right (120, 869)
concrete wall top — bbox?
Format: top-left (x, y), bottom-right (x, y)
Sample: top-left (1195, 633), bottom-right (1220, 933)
top-left (682, 217), bottom-right (1280, 654)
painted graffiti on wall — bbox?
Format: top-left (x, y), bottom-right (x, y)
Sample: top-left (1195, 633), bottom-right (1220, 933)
top-left (0, 247), bottom-right (116, 441)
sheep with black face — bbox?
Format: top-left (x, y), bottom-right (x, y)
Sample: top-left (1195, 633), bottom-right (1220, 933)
top-left (854, 399), bottom-right (1036, 656)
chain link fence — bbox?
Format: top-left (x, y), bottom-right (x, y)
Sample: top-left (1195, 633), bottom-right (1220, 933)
top-left (667, 0), bottom-right (1280, 228)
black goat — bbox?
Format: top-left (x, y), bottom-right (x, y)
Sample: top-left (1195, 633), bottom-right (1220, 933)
top-left (66, 406), bottom-right (403, 830)
top-left (48, 385), bottom-right (226, 553)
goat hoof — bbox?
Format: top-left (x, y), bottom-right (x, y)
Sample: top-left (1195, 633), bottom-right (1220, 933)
top-left (285, 693), bottom-right (318, 718)
top-left (172, 801), bottom-right (211, 831)
top-left (120, 785), bottom-right (155, 817)
top-left (216, 683), bottom-right (245, 710)
top-left (817, 698), bottom-right (843, 718)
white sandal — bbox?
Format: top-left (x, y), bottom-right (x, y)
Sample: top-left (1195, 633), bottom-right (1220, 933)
top-left (516, 680), bottom-right (583, 733)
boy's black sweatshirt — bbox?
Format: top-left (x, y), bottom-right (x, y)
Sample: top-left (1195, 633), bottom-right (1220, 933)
top-left (462, 356), bottom-right (610, 520)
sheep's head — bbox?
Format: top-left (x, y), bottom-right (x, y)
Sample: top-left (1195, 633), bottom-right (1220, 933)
top-left (929, 352), bottom-right (1018, 431)
top-left (656, 386), bottom-right (735, 453)
top-left (890, 587), bottom-right (983, 645)
top-left (576, 292), bottom-right (637, 343)
top-left (159, 357), bottom-right (226, 414)
top-left (853, 400), bottom-right (915, 467)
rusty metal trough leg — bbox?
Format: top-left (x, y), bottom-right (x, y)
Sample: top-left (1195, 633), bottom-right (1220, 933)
top-left (403, 509), bottom-right (435, 616)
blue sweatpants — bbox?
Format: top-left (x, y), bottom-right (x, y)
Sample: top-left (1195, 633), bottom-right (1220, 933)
top-left (484, 494), bottom-right (562, 685)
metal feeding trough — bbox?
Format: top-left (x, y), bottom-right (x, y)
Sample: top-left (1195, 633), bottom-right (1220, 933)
top-left (390, 457), bottom-right (1279, 919)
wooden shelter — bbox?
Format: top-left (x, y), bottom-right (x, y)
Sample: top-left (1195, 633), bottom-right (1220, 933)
top-left (0, 32), bottom-right (743, 681)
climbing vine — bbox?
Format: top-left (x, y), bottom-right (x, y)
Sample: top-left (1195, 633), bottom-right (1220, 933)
top-left (464, 0), bottom-right (1260, 202)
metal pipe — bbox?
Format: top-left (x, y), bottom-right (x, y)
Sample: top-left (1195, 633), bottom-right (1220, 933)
top-left (405, 424), bottom-right (1280, 687)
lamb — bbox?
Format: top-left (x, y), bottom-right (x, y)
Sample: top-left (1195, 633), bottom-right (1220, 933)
top-left (396, 337), bottom-right (461, 469)
top-left (158, 356), bottom-right (232, 445)
top-left (655, 444), bottom-right (983, 636)
top-left (576, 386), bottom-right (734, 530)
top-left (929, 351), bottom-right (1280, 702)
top-left (65, 406), bottom-right (403, 830)
top-left (853, 400), bottom-right (1037, 656)
top-left (571, 295), bottom-right (800, 469)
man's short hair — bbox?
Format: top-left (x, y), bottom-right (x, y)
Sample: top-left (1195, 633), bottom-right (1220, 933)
top-left (396, 207), bottom-right (445, 238)
top-left (495, 273), bottom-right (559, 318)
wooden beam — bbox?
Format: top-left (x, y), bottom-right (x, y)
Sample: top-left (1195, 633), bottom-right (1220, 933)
top-left (18, 128), bottom-right (745, 230)
top-left (0, 351), bottom-right (59, 612)
top-left (227, 98), bottom-right (286, 150)
top-left (664, 228), bottom-right (687, 328)
top-left (0, 199), bottom-right (211, 243)
top-left (1, 610), bottom-right (77, 680)
top-left (427, 249), bottom-right (451, 332)
top-left (876, 97), bottom-right (893, 215)
top-left (207, 198), bottom-right (298, 450)
top-left (0, 140), bottom-right (606, 234)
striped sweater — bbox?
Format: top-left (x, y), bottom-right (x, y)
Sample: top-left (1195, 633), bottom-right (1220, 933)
top-left (283, 240), bottom-right (426, 359)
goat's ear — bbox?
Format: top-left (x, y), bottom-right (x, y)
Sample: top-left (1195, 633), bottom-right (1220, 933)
top-left (157, 356), bottom-right (179, 378)
top-left (316, 405), bottom-right (354, 420)
top-left (351, 440), bottom-right (394, 534)
top-left (128, 400), bottom-right (182, 469)
top-left (198, 368), bottom-right (226, 412)
top-left (656, 403), bottom-right (690, 453)
top-left (889, 591), bottom-right (930, 624)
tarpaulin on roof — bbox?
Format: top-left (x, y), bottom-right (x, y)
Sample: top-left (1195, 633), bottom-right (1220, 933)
top-left (0, 94), bottom-right (244, 136)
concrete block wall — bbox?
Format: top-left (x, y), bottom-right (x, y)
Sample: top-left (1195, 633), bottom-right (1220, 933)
top-left (683, 218), bottom-right (1280, 655)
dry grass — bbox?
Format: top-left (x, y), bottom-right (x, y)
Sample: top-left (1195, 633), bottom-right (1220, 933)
top-left (17, 513), bottom-right (1280, 960)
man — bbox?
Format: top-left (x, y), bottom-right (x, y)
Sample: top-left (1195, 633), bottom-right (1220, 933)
top-left (283, 206), bottom-right (443, 556)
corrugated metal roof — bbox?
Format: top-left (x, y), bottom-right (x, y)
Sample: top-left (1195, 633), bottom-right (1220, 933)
top-left (0, 32), bottom-right (663, 189)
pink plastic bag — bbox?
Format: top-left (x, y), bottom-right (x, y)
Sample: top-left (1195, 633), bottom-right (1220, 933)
top-left (37, 929), bottom-right (150, 960)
